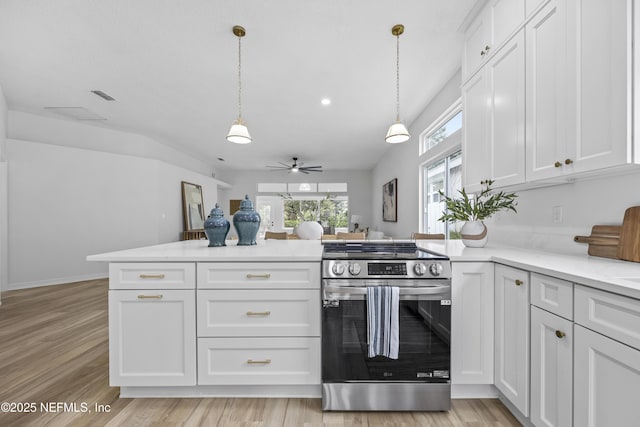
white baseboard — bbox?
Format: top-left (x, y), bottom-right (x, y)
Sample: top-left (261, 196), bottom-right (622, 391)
top-left (451, 384), bottom-right (498, 399)
top-left (8, 273), bottom-right (107, 291)
top-left (120, 384), bottom-right (322, 399)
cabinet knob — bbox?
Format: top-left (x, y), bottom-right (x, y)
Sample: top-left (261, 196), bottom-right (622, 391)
top-left (515, 279), bottom-right (523, 286)
top-left (555, 330), bottom-right (566, 339)
top-left (554, 161), bottom-right (562, 168)
top-left (564, 158), bottom-right (573, 165)
top-left (485, 45), bottom-right (491, 51)
top-left (480, 50), bottom-right (486, 56)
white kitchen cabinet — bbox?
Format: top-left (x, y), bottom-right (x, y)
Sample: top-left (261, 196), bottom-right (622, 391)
top-left (526, 0), bottom-right (631, 182)
top-left (462, 31), bottom-right (525, 193)
top-left (530, 306), bottom-right (572, 427)
top-left (108, 289), bottom-right (196, 386)
top-left (574, 324), bottom-right (640, 427)
top-left (450, 262), bottom-right (494, 384)
top-left (494, 264), bottom-right (530, 416)
top-left (462, 0), bottom-right (526, 82)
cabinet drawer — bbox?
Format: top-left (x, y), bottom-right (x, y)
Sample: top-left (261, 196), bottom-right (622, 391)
top-left (530, 273), bottom-right (573, 320)
top-left (197, 337), bottom-right (320, 385)
top-left (197, 289), bottom-right (320, 337)
top-left (109, 263), bottom-right (195, 290)
top-left (575, 285), bottom-right (640, 351)
top-left (197, 262), bottom-right (320, 289)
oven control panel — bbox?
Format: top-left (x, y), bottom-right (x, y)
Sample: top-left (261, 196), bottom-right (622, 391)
top-left (323, 260), bottom-right (451, 279)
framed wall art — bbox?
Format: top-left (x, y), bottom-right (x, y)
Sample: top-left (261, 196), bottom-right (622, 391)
top-left (382, 178), bottom-right (397, 222)
top-left (181, 181), bottom-right (205, 230)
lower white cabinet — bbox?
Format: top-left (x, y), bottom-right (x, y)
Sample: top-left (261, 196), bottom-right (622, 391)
top-left (530, 306), bottom-right (572, 427)
top-left (198, 337), bottom-right (321, 385)
top-left (108, 289), bottom-right (196, 386)
top-left (494, 264), bottom-right (530, 416)
top-left (574, 324), bottom-right (640, 427)
top-left (451, 262), bottom-right (494, 384)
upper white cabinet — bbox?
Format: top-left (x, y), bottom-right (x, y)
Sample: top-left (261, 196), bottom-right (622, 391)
top-left (462, 31), bottom-right (526, 193)
top-left (526, 0), bottom-right (631, 182)
top-left (463, 0), bottom-right (526, 82)
top-left (450, 262), bottom-right (494, 384)
top-left (494, 264), bottom-right (530, 416)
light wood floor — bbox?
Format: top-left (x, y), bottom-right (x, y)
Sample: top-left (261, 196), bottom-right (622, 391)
top-left (0, 279), bottom-right (521, 426)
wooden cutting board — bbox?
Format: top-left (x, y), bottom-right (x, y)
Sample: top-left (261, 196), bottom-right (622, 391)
top-left (574, 225), bottom-right (621, 259)
top-left (617, 206), bottom-right (640, 262)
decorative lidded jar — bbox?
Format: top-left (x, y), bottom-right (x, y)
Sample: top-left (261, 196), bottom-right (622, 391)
top-left (233, 195), bottom-right (261, 246)
top-left (204, 203), bottom-right (230, 247)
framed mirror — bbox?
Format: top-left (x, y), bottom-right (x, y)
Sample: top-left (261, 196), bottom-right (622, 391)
top-left (181, 181), bottom-right (205, 230)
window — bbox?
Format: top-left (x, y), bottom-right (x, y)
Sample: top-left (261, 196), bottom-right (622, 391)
top-left (423, 150), bottom-right (462, 238)
top-left (419, 100), bottom-right (462, 238)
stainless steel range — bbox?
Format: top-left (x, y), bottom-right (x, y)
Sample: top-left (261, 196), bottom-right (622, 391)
top-left (321, 241), bottom-right (452, 411)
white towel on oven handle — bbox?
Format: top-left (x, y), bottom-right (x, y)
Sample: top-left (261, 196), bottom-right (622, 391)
top-left (366, 285), bottom-right (399, 359)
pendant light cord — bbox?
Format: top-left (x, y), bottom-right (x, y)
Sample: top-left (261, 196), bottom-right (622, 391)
top-left (395, 33), bottom-right (401, 122)
top-left (237, 35), bottom-right (242, 121)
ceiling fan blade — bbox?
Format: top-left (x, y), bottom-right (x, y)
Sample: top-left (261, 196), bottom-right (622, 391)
top-left (267, 165), bottom-right (289, 169)
top-left (301, 166), bottom-right (322, 169)
top-left (300, 170), bottom-right (310, 174)
top-left (277, 162), bottom-right (291, 167)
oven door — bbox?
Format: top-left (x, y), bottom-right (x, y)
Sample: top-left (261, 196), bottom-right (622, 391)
top-left (322, 279), bottom-right (451, 383)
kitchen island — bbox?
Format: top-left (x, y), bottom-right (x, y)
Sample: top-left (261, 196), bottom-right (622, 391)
top-left (88, 239), bottom-right (324, 398)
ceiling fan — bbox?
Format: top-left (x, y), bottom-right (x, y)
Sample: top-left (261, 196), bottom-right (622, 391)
top-left (266, 157), bottom-right (323, 174)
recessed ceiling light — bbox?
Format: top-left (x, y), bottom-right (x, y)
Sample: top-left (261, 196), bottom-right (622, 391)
top-left (321, 98), bottom-right (331, 106)
top-left (217, 157), bottom-right (225, 161)
top-left (91, 90), bottom-right (116, 101)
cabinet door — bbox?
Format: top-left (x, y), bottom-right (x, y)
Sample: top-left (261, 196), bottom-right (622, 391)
top-left (489, 0), bottom-right (525, 46)
top-left (109, 290), bottom-right (196, 386)
top-left (530, 306), bottom-right (572, 427)
top-left (525, 0), bottom-right (572, 181)
top-left (574, 325), bottom-right (640, 426)
top-left (462, 71), bottom-right (490, 193)
top-left (494, 264), bottom-right (529, 416)
top-left (488, 31), bottom-right (526, 188)
top-left (451, 262), bottom-right (494, 384)
top-left (570, 0), bottom-right (630, 173)
top-left (463, 8), bottom-right (490, 81)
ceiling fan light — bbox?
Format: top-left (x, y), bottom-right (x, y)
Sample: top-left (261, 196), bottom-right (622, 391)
top-left (385, 121), bottom-right (410, 144)
top-left (226, 120), bottom-right (252, 144)
top-left (291, 166), bottom-right (299, 172)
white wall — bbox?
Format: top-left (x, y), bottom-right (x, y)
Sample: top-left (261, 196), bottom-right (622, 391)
top-left (6, 139), bottom-right (222, 290)
top-left (218, 169), bottom-right (373, 233)
top-left (0, 84), bottom-right (7, 299)
top-left (9, 111), bottom-right (226, 181)
top-left (372, 70), bottom-right (462, 238)
top-left (486, 171), bottom-right (640, 255)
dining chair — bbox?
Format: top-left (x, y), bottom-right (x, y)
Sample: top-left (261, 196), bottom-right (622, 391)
top-left (411, 232), bottom-right (445, 240)
top-left (336, 232), bottom-right (366, 240)
top-left (264, 231), bottom-right (288, 240)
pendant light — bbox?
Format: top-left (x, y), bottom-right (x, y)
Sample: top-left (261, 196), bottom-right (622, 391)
top-left (385, 24), bottom-right (410, 144)
top-left (226, 25), bottom-right (252, 144)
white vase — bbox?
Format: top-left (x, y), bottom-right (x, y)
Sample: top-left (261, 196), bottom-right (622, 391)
top-left (460, 220), bottom-right (488, 247)
top-left (296, 221), bottom-right (324, 240)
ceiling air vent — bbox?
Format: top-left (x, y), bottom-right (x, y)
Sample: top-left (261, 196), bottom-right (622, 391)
top-left (91, 90), bottom-right (116, 101)
top-left (44, 107), bottom-right (107, 121)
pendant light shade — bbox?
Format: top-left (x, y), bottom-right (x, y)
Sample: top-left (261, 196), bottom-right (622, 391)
top-left (227, 25), bottom-right (252, 144)
top-left (386, 24), bottom-right (410, 144)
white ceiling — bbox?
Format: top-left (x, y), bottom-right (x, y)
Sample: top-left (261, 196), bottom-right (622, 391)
top-left (0, 0), bottom-right (477, 171)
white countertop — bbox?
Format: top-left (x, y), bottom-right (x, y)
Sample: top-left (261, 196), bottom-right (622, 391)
top-left (88, 238), bottom-right (640, 300)
top-left (417, 240), bottom-right (640, 300)
top-left (86, 239), bottom-right (324, 262)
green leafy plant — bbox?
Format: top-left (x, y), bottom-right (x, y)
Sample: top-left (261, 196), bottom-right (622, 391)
top-left (438, 180), bottom-right (518, 222)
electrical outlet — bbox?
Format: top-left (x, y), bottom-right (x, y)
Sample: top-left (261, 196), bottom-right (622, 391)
top-left (552, 206), bottom-right (563, 224)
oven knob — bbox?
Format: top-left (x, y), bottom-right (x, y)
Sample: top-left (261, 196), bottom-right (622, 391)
top-left (348, 263), bottom-right (362, 276)
top-left (429, 263), bottom-right (444, 277)
top-left (413, 263), bottom-right (427, 276)
top-left (332, 263), bottom-right (346, 276)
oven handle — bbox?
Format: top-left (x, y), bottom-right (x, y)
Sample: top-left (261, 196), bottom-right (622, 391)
top-left (323, 283), bottom-right (450, 297)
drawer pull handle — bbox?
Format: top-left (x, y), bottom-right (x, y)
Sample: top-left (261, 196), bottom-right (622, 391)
top-left (246, 273), bottom-right (271, 279)
top-left (139, 274), bottom-right (165, 279)
top-left (515, 279), bottom-right (523, 286)
top-left (138, 294), bottom-right (163, 299)
top-left (246, 311), bottom-right (271, 316)
top-left (555, 330), bottom-right (566, 339)
top-left (247, 359), bottom-right (271, 365)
